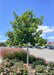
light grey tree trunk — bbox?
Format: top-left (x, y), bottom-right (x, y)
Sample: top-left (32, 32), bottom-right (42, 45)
top-left (27, 43), bottom-right (29, 66)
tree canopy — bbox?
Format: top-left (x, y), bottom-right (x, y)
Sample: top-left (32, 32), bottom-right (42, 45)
top-left (5, 9), bottom-right (45, 46)
top-left (38, 37), bottom-right (47, 46)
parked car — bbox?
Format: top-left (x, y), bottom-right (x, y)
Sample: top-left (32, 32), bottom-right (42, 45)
top-left (44, 46), bottom-right (48, 48)
top-left (37, 46), bottom-right (41, 48)
top-left (48, 46), bottom-right (54, 49)
top-left (22, 46), bottom-right (27, 48)
top-left (29, 46), bottom-right (33, 48)
top-left (35, 46), bottom-right (41, 48)
top-left (34, 46), bottom-right (38, 48)
top-left (40, 46), bottom-right (45, 49)
top-left (18, 46), bottom-right (22, 48)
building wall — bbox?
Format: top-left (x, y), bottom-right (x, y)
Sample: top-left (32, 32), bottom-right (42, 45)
top-left (47, 42), bottom-right (54, 46)
top-left (51, 42), bottom-right (54, 46)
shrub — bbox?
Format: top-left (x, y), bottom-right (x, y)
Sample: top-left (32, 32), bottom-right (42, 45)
top-left (2, 50), bottom-right (36, 64)
top-left (29, 55), bottom-right (36, 63)
top-left (2, 51), bottom-right (15, 59)
top-left (47, 63), bottom-right (54, 74)
top-left (2, 50), bottom-right (27, 63)
top-left (0, 48), bottom-right (22, 56)
top-left (0, 60), bottom-right (28, 75)
top-left (32, 58), bottom-right (47, 68)
top-left (35, 65), bottom-right (46, 73)
top-left (35, 64), bottom-right (54, 75)
top-left (14, 50), bottom-right (27, 63)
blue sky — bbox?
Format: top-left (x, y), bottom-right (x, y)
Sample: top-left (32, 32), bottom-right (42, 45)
top-left (0, 0), bottom-right (54, 42)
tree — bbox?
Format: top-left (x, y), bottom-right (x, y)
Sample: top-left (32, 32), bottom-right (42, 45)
top-left (38, 37), bottom-right (47, 46)
top-left (6, 9), bottom-right (43, 66)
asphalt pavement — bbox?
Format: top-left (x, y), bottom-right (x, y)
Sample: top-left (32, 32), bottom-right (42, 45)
top-left (23, 48), bottom-right (54, 63)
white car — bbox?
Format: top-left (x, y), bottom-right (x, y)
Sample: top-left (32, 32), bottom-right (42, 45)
top-left (40, 46), bottom-right (45, 49)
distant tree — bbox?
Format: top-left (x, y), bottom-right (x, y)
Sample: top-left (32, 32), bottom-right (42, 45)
top-left (6, 9), bottom-right (43, 66)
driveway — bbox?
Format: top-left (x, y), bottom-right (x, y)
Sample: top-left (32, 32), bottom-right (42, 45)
top-left (23, 48), bottom-right (54, 63)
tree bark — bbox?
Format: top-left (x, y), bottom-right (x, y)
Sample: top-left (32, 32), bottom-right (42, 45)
top-left (27, 43), bottom-right (29, 66)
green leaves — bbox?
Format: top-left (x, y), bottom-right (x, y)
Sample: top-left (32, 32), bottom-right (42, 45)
top-left (6, 9), bottom-right (44, 46)
top-left (38, 37), bottom-right (47, 46)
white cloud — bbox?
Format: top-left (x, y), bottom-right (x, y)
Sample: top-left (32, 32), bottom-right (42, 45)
top-left (0, 35), bottom-right (2, 38)
top-left (40, 34), bottom-right (45, 37)
top-left (37, 25), bottom-right (54, 37)
top-left (47, 36), bottom-right (54, 39)
top-left (0, 40), bottom-right (6, 42)
top-left (38, 25), bottom-right (54, 33)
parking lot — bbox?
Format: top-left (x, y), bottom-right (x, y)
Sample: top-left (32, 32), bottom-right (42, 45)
top-left (23, 48), bottom-right (54, 63)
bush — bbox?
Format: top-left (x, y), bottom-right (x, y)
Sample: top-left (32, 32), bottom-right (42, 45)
top-left (14, 51), bottom-right (27, 63)
top-left (35, 64), bottom-right (54, 75)
top-left (0, 59), bottom-right (28, 75)
top-left (2, 50), bottom-right (36, 64)
top-left (47, 63), bottom-right (54, 74)
top-left (35, 65), bottom-right (46, 73)
top-left (32, 58), bottom-right (47, 68)
top-left (29, 55), bottom-right (36, 63)
top-left (2, 50), bottom-right (27, 63)
top-left (0, 48), bottom-right (22, 56)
